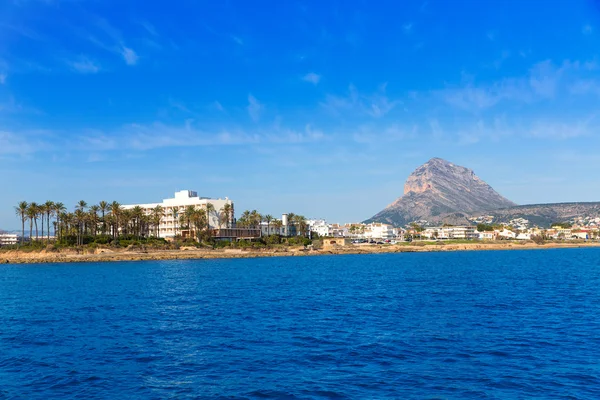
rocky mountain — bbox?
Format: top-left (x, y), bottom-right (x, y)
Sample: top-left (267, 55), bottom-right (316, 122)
top-left (365, 158), bottom-right (517, 226)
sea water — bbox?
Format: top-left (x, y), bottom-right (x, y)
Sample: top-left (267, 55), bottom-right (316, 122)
top-left (1, 249), bottom-right (600, 399)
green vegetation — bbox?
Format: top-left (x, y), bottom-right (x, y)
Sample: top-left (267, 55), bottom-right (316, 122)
top-left (9, 200), bottom-right (311, 251)
top-left (551, 222), bottom-right (572, 229)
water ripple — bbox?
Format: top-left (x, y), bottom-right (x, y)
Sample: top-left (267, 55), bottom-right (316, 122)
top-left (1, 248), bottom-right (600, 399)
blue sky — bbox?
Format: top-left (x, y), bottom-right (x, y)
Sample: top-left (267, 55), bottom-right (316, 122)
top-left (2, 0), bottom-right (600, 229)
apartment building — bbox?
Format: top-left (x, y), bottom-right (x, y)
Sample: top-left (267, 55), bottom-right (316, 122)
top-left (122, 190), bottom-right (234, 239)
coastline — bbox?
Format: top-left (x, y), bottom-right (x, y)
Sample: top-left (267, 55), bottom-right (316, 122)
top-left (1, 242), bottom-right (599, 264)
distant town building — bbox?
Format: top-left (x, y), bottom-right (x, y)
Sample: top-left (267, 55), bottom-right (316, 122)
top-left (0, 233), bottom-right (20, 246)
top-left (423, 226), bottom-right (478, 240)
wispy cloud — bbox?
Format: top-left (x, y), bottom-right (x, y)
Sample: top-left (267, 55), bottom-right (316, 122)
top-left (0, 73), bottom-right (6, 84)
top-left (582, 24), bottom-right (593, 35)
top-left (322, 83), bottom-right (399, 118)
top-left (403, 22), bottom-right (413, 34)
top-left (213, 101), bottom-right (224, 111)
top-left (120, 47), bottom-right (139, 65)
top-left (302, 72), bottom-right (321, 85)
top-left (231, 35), bottom-right (244, 46)
top-left (87, 17), bottom-right (140, 66)
top-left (247, 94), bottom-right (263, 122)
top-left (139, 20), bottom-right (158, 36)
top-left (440, 59), bottom-right (600, 112)
top-left (67, 57), bottom-right (100, 74)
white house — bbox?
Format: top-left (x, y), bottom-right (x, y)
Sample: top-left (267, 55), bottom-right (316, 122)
top-left (307, 219), bottom-right (331, 237)
top-left (497, 229), bottom-right (516, 239)
top-left (478, 231), bottom-right (497, 240)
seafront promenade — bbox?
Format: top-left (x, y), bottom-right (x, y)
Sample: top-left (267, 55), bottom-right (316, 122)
top-left (2, 242), bottom-right (599, 264)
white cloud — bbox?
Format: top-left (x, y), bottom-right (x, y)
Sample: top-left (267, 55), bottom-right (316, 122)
top-left (321, 83), bottom-right (399, 118)
top-left (441, 59), bottom-right (600, 112)
top-left (582, 24), bottom-right (593, 35)
top-left (302, 72), bottom-right (321, 85)
top-left (231, 35), bottom-right (244, 46)
top-left (213, 101), bottom-right (224, 111)
top-left (403, 22), bottom-right (413, 33)
top-left (247, 94), bottom-right (263, 122)
top-left (121, 47), bottom-right (139, 65)
top-left (139, 20), bottom-right (158, 36)
top-left (68, 57), bottom-right (100, 74)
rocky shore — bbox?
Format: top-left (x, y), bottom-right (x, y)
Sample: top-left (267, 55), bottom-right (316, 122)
top-left (2, 242), bottom-right (599, 264)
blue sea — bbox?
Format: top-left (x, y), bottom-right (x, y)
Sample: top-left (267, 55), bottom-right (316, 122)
top-left (1, 249), bottom-right (600, 399)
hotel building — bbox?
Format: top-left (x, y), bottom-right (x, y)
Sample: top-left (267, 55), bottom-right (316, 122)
top-left (122, 190), bottom-right (234, 239)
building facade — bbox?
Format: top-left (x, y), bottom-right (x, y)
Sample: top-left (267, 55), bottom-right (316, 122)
top-left (0, 233), bottom-right (20, 246)
top-left (122, 190), bottom-right (234, 239)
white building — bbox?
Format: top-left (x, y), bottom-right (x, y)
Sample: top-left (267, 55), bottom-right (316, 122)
top-left (363, 223), bottom-right (397, 240)
top-left (423, 226), bottom-right (478, 240)
top-left (0, 233), bottom-right (20, 246)
top-left (307, 219), bottom-right (331, 237)
top-left (122, 190), bottom-right (234, 239)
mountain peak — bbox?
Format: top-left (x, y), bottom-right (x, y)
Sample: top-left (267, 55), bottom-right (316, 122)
top-left (367, 158), bottom-right (516, 226)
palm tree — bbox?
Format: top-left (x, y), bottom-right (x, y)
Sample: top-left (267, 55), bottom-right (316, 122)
top-left (26, 202), bottom-right (40, 241)
top-left (54, 202), bottom-right (66, 241)
top-left (294, 215), bottom-right (308, 237)
top-left (15, 201), bottom-right (28, 245)
top-left (130, 206), bottom-right (144, 239)
top-left (286, 213), bottom-right (296, 237)
top-left (238, 210), bottom-right (251, 228)
top-left (221, 203), bottom-right (233, 228)
top-left (249, 210), bottom-right (261, 230)
top-left (76, 200), bottom-right (87, 212)
top-left (170, 207), bottom-right (179, 237)
top-left (205, 203), bottom-right (215, 232)
top-left (151, 205), bottom-right (165, 237)
top-left (191, 208), bottom-right (207, 240)
top-left (98, 201), bottom-right (109, 235)
top-left (264, 214), bottom-right (273, 236)
top-left (184, 205), bottom-right (196, 232)
top-left (44, 201), bottom-right (54, 242)
top-left (110, 201), bottom-right (121, 238)
top-left (74, 209), bottom-right (85, 246)
top-left (272, 219), bottom-right (283, 236)
top-left (89, 205), bottom-right (100, 237)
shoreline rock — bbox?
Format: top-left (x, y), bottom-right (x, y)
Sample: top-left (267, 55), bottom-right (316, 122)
top-left (1, 242), bottom-right (599, 265)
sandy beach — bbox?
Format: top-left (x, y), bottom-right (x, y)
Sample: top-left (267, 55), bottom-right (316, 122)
top-left (2, 241), bottom-right (599, 264)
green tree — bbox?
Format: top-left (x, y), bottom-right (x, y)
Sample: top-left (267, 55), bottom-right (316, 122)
top-left (54, 202), bottom-right (66, 240)
top-left (44, 201), bottom-right (54, 242)
top-left (272, 219), bottom-right (283, 235)
top-left (170, 207), bottom-right (179, 237)
top-left (110, 201), bottom-right (122, 238)
top-left (263, 214), bottom-right (273, 235)
top-left (15, 201), bottom-right (28, 245)
top-left (27, 202), bottom-right (40, 241)
top-left (151, 205), bottom-right (165, 237)
top-left (89, 205), bottom-right (100, 237)
top-left (98, 200), bottom-right (109, 235)
top-left (220, 203), bottom-right (233, 228)
top-left (205, 203), bottom-right (216, 232)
